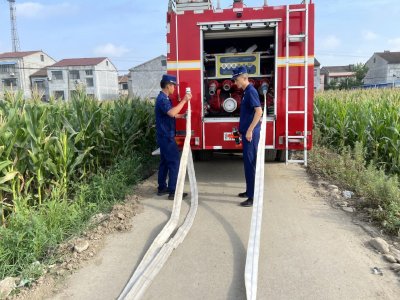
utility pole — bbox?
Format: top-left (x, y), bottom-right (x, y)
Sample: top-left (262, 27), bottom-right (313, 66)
top-left (7, 0), bottom-right (21, 52)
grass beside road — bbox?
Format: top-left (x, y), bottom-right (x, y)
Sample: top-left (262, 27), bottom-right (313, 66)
top-left (311, 89), bottom-right (400, 236)
top-left (0, 89), bottom-right (158, 280)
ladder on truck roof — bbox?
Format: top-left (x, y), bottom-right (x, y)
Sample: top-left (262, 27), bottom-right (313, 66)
top-left (174, 0), bottom-right (213, 11)
top-left (285, 1), bottom-right (310, 166)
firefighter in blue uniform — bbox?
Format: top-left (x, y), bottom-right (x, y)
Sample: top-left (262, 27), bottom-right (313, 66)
top-left (155, 74), bottom-right (192, 200)
top-left (232, 67), bottom-right (263, 207)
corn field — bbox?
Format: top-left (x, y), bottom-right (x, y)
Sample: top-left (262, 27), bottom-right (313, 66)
top-left (314, 89), bottom-right (400, 174)
top-left (0, 88), bottom-right (156, 224)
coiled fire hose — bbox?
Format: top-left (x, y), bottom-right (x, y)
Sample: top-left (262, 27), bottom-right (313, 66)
top-left (118, 98), bottom-right (198, 300)
top-left (245, 87), bottom-right (267, 300)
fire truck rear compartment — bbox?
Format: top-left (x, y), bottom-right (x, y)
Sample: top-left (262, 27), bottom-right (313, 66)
top-left (202, 28), bottom-right (276, 118)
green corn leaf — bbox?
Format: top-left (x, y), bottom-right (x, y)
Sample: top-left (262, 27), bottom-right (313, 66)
top-left (0, 171), bottom-right (19, 184)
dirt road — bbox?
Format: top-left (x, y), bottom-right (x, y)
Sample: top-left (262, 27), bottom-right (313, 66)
top-left (48, 153), bottom-right (400, 300)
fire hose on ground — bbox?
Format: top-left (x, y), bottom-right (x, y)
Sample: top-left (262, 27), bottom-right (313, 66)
top-left (118, 88), bottom-right (267, 299)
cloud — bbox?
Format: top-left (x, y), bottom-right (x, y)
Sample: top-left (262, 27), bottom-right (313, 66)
top-left (389, 38), bottom-right (400, 51)
top-left (321, 35), bottom-right (341, 49)
top-left (362, 30), bottom-right (377, 41)
top-left (94, 43), bottom-right (131, 57)
top-left (15, 2), bottom-right (79, 19)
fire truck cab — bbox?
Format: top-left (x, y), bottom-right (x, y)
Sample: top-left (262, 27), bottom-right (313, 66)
top-left (166, 0), bottom-right (315, 164)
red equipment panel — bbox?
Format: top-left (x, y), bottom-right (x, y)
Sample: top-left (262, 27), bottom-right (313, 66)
top-left (204, 121), bottom-right (274, 149)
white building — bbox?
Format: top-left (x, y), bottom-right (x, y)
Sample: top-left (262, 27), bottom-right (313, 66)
top-left (314, 58), bottom-right (321, 91)
top-left (47, 57), bottom-right (118, 101)
top-left (129, 55), bottom-right (167, 100)
top-left (321, 65), bottom-right (356, 85)
top-left (118, 74), bottom-right (129, 97)
top-left (364, 51), bottom-right (400, 86)
top-left (30, 67), bottom-right (50, 102)
top-left (0, 50), bottom-right (56, 98)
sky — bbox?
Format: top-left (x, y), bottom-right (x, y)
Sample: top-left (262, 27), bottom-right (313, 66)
top-left (0, 0), bottom-right (399, 74)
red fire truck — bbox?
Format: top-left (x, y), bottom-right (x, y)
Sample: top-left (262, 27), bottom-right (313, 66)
top-left (166, 0), bottom-right (315, 165)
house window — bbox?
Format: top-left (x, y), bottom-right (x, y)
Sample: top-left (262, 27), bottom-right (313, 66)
top-left (161, 60), bottom-right (167, 67)
top-left (54, 91), bottom-right (64, 100)
top-left (41, 55), bottom-right (44, 62)
top-left (3, 78), bottom-right (18, 87)
top-left (123, 83), bottom-right (128, 90)
top-left (374, 58), bottom-right (376, 64)
top-left (0, 64), bottom-right (16, 73)
top-left (106, 61), bottom-right (109, 66)
top-left (52, 71), bottom-right (63, 80)
top-left (33, 80), bottom-right (45, 90)
top-left (85, 70), bottom-right (93, 76)
top-left (70, 70), bottom-right (80, 80)
top-left (86, 78), bottom-right (94, 87)
top-left (314, 69), bottom-right (317, 76)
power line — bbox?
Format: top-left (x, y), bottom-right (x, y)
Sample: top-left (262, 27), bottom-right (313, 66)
top-left (0, 66), bottom-right (168, 72)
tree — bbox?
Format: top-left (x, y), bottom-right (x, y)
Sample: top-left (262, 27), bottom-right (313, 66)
top-left (353, 63), bottom-right (369, 82)
top-left (339, 77), bottom-right (358, 90)
top-left (337, 63), bottom-right (369, 90)
top-left (326, 80), bottom-right (339, 90)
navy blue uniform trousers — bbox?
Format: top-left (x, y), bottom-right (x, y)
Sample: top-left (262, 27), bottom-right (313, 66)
top-left (242, 131), bottom-right (260, 199)
top-left (157, 136), bottom-right (180, 193)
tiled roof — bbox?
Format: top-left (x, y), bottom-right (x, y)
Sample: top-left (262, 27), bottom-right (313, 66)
top-left (51, 57), bottom-right (107, 67)
top-left (30, 67), bottom-right (48, 77)
top-left (0, 51), bottom-right (41, 58)
top-left (322, 65), bottom-right (353, 73)
top-left (376, 52), bottom-right (400, 64)
top-left (118, 74), bottom-right (128, 83)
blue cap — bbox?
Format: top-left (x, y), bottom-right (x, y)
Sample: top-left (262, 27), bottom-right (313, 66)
top-left (230, 66), bottom-right (248, 80)
top-left (162, 74), bottom-right (180, 86)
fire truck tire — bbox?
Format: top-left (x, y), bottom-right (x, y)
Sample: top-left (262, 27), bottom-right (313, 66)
top-left (197, 150), bottom-right (213, 161)
top-left (264, 150), bottom-right (277, 162)
top-left (277, 150), bottom-right (292, 162)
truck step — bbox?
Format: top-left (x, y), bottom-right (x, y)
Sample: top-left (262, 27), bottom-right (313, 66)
top-left (288, 86), bottom-right (306, 89)
top-left (288, 8), bottom-right (307, 13)
top-left (287, 111), bottom-right (306, 114)
top-left (288, 35), bottom-right (306, 42)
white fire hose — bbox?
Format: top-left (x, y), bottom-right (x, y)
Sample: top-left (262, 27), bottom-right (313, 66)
top-left (245, 88), bottom-right (267, 300)
top-left (118, 96), bottom-right (198, 300)
top-left (119, 87), bottom-right (267, 299)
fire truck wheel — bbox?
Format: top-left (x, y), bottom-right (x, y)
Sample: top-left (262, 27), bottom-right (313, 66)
top-left (277, 150), bottom-right (292, 162)
top-left (265, 150), bottom-right (277, 162)
top-left (197, 150), bottom-right (213, 161)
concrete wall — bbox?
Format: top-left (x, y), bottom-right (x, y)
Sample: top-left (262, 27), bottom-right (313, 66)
top-left (364, 54), bottom-right (389, 84)
top-left (47, 67), bottom-right (88, 101)
top-left (47, 59), bottom-right (118, 101)
top-left (0, 58), bottom-right (21, 97)
top-left (31, 76), bottom-right (50, 101)
top-left (314, 65), bottom-right (320, 91)
top-left (95, 59), bottom-right (119, 100)
top-left (130, 56), bottom-right (167, 100)
top-left (119, 82), bottom-right (129, 97)
top-left (319, 74), bottom-right (324, 91)
top-left (127, 73), bottom-right (133, 97)
top-left (387, 63), bottom-right (400, 84)
top-left (320, 69), bottom-right (329, 84)
top-left (0, 51), bottom-right (55, 99)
